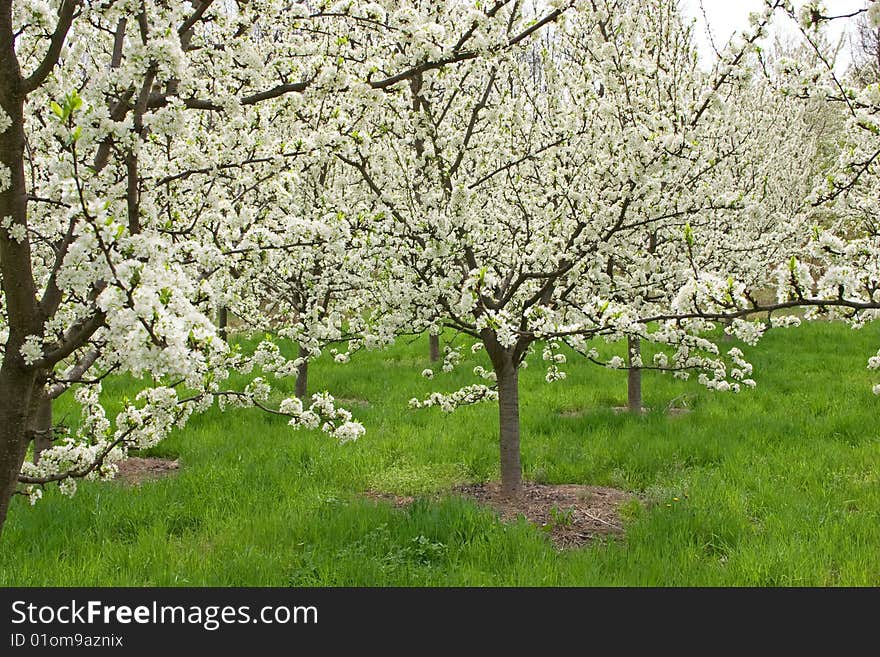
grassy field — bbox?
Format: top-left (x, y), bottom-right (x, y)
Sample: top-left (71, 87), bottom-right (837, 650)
top-left (2, 321), bottom-right (879, 586)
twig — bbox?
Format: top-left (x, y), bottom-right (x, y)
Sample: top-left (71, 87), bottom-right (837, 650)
top-left (581, 510), bottom-right (622, 531)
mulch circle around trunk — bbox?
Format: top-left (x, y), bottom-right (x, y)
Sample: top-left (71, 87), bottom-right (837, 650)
top-left (114, 457), bottom-right (179, 486)
top-left (363, 482), bottom-right (635, 549)
top-left (454, 482), bottom-right (633, 549)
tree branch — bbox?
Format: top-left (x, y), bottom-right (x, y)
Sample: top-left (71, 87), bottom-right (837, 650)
top-left (21, 0), bottom-right (81, 94)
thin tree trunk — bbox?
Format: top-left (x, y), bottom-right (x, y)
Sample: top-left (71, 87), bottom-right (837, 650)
top-left (484, 331), bottom-right (526, 499)
top-left (217, 306), bottom-right (228, 341)
top-left (429, 333), bottom-right (440, 362)
top-left (496, 358), bottom-right (522, 498)
top-left (31, 393), bottom-right (53, 464)
top-left (627, 336), bottom-right (643, 413)
top-left (295, 344), bottom-right (309, 401)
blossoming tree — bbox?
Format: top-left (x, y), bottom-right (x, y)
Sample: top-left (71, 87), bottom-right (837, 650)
top-left (334, 0), bottom-right (804, 497)
top-left (0, 0), bottom-right (561, 534)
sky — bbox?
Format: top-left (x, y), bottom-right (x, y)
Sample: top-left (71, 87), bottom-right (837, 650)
top-left (680, 0), bottom-right (867, 71)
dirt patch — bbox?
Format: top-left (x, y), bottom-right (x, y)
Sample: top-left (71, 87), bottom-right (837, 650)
top-left (665, 407), bottom-right (692, 416)
top-left (611, 406), bottom-right (692, 416)
top-left (612, 405), bottom-right (650, 414)
top-left (114, 457), bottom-right (179, 486)
top-left (362, 481), bottom-right (635, 549)
top-left (455, 482), bottom-right (633, 549)
top-left (362, 490), bottom-right (415, 508)
top-left (560, 406), bottom-right (691, 418)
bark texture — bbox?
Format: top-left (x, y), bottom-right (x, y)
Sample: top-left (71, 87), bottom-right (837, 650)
top-left (0, 8), bottom-right (42, 536)
top-left (31, 394), bottom-right (53, 464)
top-left (484, 332), bottom-right (525, 498)
top-left (217, 306), bottom-right (228, 342)
top-left (295, 344), bottom-right (309, 400)
top-left (627, 336), bottom-right (642, 413)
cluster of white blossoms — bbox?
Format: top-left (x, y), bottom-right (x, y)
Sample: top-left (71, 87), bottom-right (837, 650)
top-left (18, 384), bottom-right (185, 500)
top-left (769, 315), bottom-right (803, 329)
top-left (0, 165), bottom-right (11, 196)
top-left (868, 349), bottom-right (880, 395)
top-left (606, 356), bottom-right (626, 370)
top-left (441, 347), bottom-right (463, 374)
top-left (726, 320), bottom-right (766, 348)
top-left (409, 385), bottom-right (499, 413)
top-left (0, 106), bottom-right (11, 134)
top-left (775, 257), bottom-right (816, 303)
top-left (278, 393), bottom-right (365, 444)
top-left (472, 366), bottom-right (497, 382)
top-left (544, 366), bottom-right (567, 383)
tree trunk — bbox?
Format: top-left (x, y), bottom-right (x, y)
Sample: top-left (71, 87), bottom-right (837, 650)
top-left (0, 367), bottom-right (38, 537)
top-left (496, 357), bottom-right (522, 498)
top-left (31, 393), bottom-right (53, 465)
top-left (429, 333), bottom-right (440, 362)
top-left (0, 21), bottom-right (43, 537)
top-left (295, 344), bottom-right (309, 401)
top-left (627, 336), bottom-right (643, 413)
top-left (217, 306), bottom-right (228, 342)
top-left (483, 332), bottom-right (526, 499)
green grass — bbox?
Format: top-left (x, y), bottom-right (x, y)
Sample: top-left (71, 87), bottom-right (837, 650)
top-left (2, 321), bottom-right (880, 586)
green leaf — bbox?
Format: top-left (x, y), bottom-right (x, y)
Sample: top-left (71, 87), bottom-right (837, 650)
top-left (66, 90), bottom-right (82, 113)
top-left (683, 223), bottom-right (694, 248)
